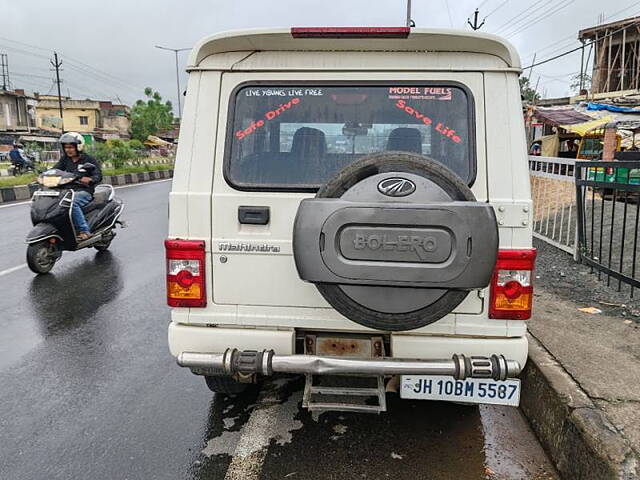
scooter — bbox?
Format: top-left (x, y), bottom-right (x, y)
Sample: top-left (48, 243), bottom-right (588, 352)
top-left (11, 156), bottom-right (37, 176)
top-left (25, 164), bottom-right (125, 274)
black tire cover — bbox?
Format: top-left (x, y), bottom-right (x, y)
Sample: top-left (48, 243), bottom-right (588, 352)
top-left (311, 151), bottom-right (478, 331)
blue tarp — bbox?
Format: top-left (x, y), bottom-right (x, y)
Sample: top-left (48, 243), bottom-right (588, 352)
top-left (587, 102), bottom-right (639, 113)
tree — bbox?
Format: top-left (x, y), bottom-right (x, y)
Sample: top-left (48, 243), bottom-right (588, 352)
top-left (570, 73), bottom-right (592, 95)
top-left (519, 76), bottom-right (540, 103)
top-left (130, 87), bottom-right (174, 142)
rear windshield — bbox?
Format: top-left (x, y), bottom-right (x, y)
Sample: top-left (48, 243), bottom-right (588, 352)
top-left (226, 84), bottom-right (475, 190)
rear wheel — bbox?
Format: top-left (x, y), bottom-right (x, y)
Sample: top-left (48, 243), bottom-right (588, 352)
top-left (26, 241), bottom-right (58, 274)
top-left (204, 376), bottom-right (249, 396)
top-left (94, 231), bottom-right (115, 252)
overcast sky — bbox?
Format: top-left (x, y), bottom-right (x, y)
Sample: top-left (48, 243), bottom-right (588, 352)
top-left (1, 0), bottom-right (638, 115)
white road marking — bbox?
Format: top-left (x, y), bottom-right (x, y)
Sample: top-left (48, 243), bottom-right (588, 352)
top-left (0, 264), bottom-right (27, 277)
top-left (223, 379), bottom-right (303, 480)
top-left (0, 178), bottom-right (172, 210)
top-left (0, 199), bottom-right (30, 209)
top-left (113, 178), bottom-right (172, 190)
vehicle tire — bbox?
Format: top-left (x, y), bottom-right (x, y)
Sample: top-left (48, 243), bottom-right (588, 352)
top-left (94, 231), bottom-right (115, 252)
top-left (293, 151), bottom-right (498, 332)
top-left (26, 241), bottom-right (57, 274)
top-left (204, 375), bottom-right (249, 395)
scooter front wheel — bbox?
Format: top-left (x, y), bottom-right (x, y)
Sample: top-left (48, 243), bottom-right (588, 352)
top-left (26, 241), bottom-right (58, 274)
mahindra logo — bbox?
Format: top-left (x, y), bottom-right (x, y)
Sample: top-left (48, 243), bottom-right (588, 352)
top-left (377, 177), bottom-right (416, 197)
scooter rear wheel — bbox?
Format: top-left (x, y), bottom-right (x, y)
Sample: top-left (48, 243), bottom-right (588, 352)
top-left (94, 231), bottom-right (115, 252)
top-left (26, 241), bottom-right (57, 274)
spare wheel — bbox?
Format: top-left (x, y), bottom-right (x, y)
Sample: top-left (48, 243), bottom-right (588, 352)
top-left (292, 152), bottom-right (498, 331)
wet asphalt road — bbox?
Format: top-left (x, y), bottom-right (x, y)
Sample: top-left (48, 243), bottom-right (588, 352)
top-left (0, 180), bottom-right (558, 480)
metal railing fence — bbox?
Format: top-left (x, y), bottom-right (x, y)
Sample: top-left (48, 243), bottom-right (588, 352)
top-left (529, 156), bottom-right (577, 256)
top-left (575, 161), bottom-right (640, 296)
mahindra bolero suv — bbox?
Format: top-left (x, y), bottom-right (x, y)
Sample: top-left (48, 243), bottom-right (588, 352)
top-left (166, 27), bottom-right (535, 413)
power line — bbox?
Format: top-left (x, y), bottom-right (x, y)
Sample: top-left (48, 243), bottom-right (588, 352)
top-left (485, 0), bottom-right (510, 19)
top-left (523, 19), bottom-right (640, 70)
top-left (12, 72), bottom-right (52, 80)
top-left (494, 0), bottom-right (553, 35)
top-left (519, 0), bottom-right (640, 63)
top-left (445, 0), bottom-right (454, 27)
top-left (504, 0), bottom-right (576, 39)
top-left (0, 35), bottom-right (143, 92)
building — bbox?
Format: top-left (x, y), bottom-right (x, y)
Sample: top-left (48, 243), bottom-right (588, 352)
top-left (35, 96), bottom-right (131, 139)
top-left (0, 89), bottom-right (37, 132)
top-left (98, 102), bottom-right (130, 139)
top-left (36, 95), bottom-right (102, 133)
top-left (579, 16), bottom-right (640, 95)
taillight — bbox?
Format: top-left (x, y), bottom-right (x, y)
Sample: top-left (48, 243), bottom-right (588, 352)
top-left (165, 239), bottom-right (206, 308)
top-left (291, 27), bottom-right (411, 39)
top-left (489, 249), bottom-right (537, 320)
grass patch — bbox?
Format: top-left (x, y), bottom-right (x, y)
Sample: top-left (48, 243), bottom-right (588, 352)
top-left (0, 174), bottom-right (37, 188)
top-left (0, 162), bottom-right (173, 188)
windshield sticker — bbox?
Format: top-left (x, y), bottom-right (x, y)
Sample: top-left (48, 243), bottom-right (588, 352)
top-left (235, 97), bottom-right (301, 140)
top-left (395, 99), bottom-right (462, 144)
top-left (388, 87), bottom-right (453, 101)
top-left (244, 88), bottom-right (323, 97)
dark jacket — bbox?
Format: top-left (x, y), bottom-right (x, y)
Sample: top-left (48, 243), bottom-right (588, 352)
top-left (9, 148), bottom-right (28, 165)
top-left (53, 152), bottom-right (102, 194)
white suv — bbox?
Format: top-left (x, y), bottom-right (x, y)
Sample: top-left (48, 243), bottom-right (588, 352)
top-left (166, 27), bottom-right (535, 412)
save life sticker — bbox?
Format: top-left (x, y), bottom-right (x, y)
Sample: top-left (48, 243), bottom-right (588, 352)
top-left (235, 97), bottom-right (301, 140)
top-left (394, 99), bottom-right (463, 144)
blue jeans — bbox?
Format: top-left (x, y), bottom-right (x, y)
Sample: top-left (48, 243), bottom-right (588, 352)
top-left (71, 191), bottom-right (92, 234)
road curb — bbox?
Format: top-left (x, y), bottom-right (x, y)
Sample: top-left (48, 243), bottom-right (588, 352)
top-left (0, 169), bottom-right (173, 204)
top-left (520, 335), bottom-right (639, 480)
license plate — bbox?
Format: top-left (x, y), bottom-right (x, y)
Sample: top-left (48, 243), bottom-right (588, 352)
top-left (34, 190), bottom-right (60, 197)
top-left (400, 375), bottom-right (520, 406)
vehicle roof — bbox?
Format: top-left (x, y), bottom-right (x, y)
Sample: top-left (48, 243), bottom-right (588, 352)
top-left (188, 28), bottom-right (521, 70)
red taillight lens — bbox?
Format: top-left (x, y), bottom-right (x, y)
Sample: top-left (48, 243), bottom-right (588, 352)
top-left (489, 249), bottom-right (537, 320)
top-left (165, 239), bottom-right (206, 308)
top-left (291, 27), bottom-right (411, 39)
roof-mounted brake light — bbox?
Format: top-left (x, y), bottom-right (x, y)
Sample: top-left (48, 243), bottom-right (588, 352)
top-left (291, 27), bottom-right (411, 39)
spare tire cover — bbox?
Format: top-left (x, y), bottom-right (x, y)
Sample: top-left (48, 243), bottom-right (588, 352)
top-left (293, 151), bottom-right (498, 331)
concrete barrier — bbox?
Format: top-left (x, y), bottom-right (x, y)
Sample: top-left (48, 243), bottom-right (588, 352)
top-left (520, 337), bottom-right (639, 480)
top-left (0, 169), bottom-right (173, 205)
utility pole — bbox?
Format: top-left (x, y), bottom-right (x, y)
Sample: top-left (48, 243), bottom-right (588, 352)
top-left (528, 53), bottom-right (536, 80)
top-left (406, 0), bottom-right (412, 27)
top-left (467, 9), bottom-right (485, 30)
top-left (579, 40), bottom-right (585, 92)
top-left (0, 53), bottom-right (10, 90)
top-left (50, 52), bottom-right (64, 132)
top-left (155, 45), bottom-right (190, 120)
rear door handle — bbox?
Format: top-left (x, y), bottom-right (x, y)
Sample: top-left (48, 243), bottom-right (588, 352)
top-left (238, 206), bottom-right (270, 225)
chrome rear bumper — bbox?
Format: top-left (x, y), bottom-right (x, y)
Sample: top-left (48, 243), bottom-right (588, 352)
top-left (177, 349), bottom-right (521, 381)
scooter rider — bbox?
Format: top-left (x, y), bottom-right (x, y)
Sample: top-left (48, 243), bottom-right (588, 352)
top-left (9, 143), bottom-right (34, 171)
top-left (52, 132), bottom-right (102, 241)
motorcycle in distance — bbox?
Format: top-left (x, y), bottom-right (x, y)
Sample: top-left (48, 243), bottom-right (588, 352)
top-left (25, 164), bottom-right (125, 274)
top-left (10, 155), bottom-right (37, 176)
